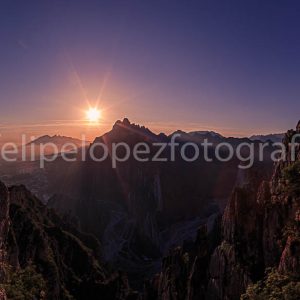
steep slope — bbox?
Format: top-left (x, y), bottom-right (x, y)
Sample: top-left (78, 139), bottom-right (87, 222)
top-left (0, 182), bottom-right (138, 300)
top-left (206, 122), bottom-right (300, 300)
top-left (0, 182), bottom-right (10, 300)
top-left (55, 119), bottom-right (241, 287)
top-left (144, 121), bottom-right (300, 300)
top-left (47, 118), bottom-right (275, 289)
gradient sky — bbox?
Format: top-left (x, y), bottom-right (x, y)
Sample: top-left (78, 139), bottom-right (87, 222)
top-left (0, 0), bottom-right (300, 141)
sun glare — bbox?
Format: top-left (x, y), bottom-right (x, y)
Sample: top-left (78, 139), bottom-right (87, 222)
top-left (86, 108), bottom-right (101, 123)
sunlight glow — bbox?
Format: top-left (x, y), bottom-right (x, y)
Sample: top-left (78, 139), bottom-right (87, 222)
top-left (86, 108), bottom-right (101, 123)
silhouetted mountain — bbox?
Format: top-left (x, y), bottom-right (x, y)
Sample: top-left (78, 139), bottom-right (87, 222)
top-left (170, 129), bottom-right (263, 147)
top-left (28, 134), bottom-right (90, 148)
top-left (46, 118), bottom-right (275, 289)
top-left (189, 131), bottom-right (224, 138)
top-left (1, 118), bottom-right (293, 299)
top-left (249, 133), bottom-right (284, 143)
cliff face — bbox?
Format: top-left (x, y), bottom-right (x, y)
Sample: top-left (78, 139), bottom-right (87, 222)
top-left (206, 124), bottom-right (300, 300)
top-left (142, 218), bottom-right (222, 300)
top-left (145, 122), bottom-right (300, 300)
top-left (1, 122), bottom-right (298, 299)
top-left (0, 183), bottom-right (9, 300)
top-left (0, 182), bottom-right (138, 300)
top-left (206, 181), bottom-right (263, 299)
top-left (53, 118), bottom-right (240, 288)
top-left (48, 118), bottom-right (277, 290)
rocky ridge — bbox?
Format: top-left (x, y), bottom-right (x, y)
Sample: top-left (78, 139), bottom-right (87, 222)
top-left (144, 121), bottom-right (300, 300)
top-left (0, 182), bottom-right (138, 300)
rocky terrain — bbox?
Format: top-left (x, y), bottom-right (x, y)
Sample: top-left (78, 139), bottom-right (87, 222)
top-left (143, 122), bottom-right (300, 300)
top-left (0, 119), bottom-right (284, 299)
top-left (0, 181), bottom-right (138, 300)
top-left (46, 119), bottom-right (275, 288)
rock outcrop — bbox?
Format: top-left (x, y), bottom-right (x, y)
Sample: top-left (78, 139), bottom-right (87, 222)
top-left (144, 121), bottom-right (300, 300)
top-left (206, 122), bottom-right (300, 299)
top-left (0, 182), bottom-right (138, 300)
top-left (142, 218), bottom-right (221, 300)
top-left (0, 182), bottom-right (9, 300)
top-left (48, 118), bottom-right (277, 290)
top-left (209, 122), bottom-right (300, 299)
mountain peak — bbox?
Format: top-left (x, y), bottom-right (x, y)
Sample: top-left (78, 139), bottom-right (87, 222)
top-left (249, 133), bottom-right (284, 143)
top-left (93, 118), bottom-right (161, 145)
top-left (114, 117), bottom-right (131, 127)
top-left (189, 130), bottom-right (224, 138)
top-left (296, 120), bottom-right (300, 132)
top-left (28, 135), bottom-right (89, 146)
top-left (111, 118), bottom-right (157, 136)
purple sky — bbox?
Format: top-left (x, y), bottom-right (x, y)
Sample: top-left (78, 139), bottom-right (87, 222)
top-left (1, 0), bottom-right (300, 141)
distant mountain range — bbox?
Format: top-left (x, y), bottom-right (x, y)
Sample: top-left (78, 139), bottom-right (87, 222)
top-left (21, 135), bottom-right (91, 157)
top-left (249, 133), bottom-right (284, 143)
top-left (27, 131), bottom-right (285, 148)
top-left (46, 118), bottom-right (276, 288)
top-left (144, 121), bottom-right (300, 300)
top-left (189, 130), bottom-right (224, 138)
top-left (172, 130), bottom-right (285, 144)
top-left (28, 134), bottom-right (90, 147)
top-left (169, 129), bottom-right (285, 144)
top-left (1, 118), bottom-right (298, 299)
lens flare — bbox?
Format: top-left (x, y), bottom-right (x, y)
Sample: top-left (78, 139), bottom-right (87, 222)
top-left (86, 108), bottom-right (101, 122)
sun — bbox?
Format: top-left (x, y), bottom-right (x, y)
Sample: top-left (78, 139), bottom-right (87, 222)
top-left (86, 108), bottom-right (101, 123)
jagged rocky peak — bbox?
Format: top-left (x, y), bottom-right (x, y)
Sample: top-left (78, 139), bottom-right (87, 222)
top-left (297, 119), bottom-right (300, 133)
top-left (114, 117), bottom-right (131, 127)
top-left (113, 117), bottom-right (151, 133)
top-left (205, 121), bottom-right (300, 299)
top-left (93, 117), bottom-right (159, 144)
top-left (113, 117), bottom-right (132, 131)
top-left (123, 117), bottom-right (131, 126)
top-left (144, 120), bottom-right (300, 300)
top-left (284, 119), bottom-right (300, 140)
